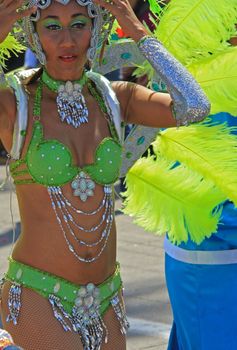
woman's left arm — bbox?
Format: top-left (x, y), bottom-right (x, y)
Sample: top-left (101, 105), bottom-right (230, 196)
top-left (94, 0), bottom-right (211, 127)
top-left (112, 81), bottom-right (175, 128)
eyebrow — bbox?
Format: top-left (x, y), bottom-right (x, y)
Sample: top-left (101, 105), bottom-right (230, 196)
top-left (43, 13), bottom-right (87, 20)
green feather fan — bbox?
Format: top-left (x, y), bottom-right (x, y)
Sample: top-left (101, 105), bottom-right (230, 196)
top-left (155, 0), bottom-right (237, 65)
top-left (123, 156), bottom-right (225, 244)
top-left (153, 122), bottom-right (237, 205)
top-left (188, 47), bottom-right (237, 116)
top-left (135, 0), bottom-right (237, 81)
top-left (0, 34), bottom-right (25, 68)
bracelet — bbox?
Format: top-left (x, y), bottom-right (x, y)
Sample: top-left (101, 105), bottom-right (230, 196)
top-left (137, 36), bottom-right (210, 126)
top-left (137, 35), bottom-right (154, 48)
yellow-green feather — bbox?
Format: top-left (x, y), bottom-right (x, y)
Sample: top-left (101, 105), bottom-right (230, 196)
top-left (189, 47), bottom-right (237, 116)
top-left (0, 34), bottom-right (25, 68)
top-left (156, 0), bottom-right (237, 65)
top-left (136, 0), bottom-right (237, 81)
top-left (123, 156), bottom-right (225, 244)
top-left (153, 122), bottom-right (237, 206)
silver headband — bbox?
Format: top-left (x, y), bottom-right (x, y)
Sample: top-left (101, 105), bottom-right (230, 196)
top-left (18, 0), bottom-right (114, 65)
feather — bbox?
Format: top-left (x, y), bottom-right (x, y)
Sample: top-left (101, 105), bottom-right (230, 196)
top-left (153, 122), bottom-right (237, 205)
top-left (0, 34), bottom-right (25, 68)
top-left (135, 0), bottom-right (237, 80)
top-left (147, 0), bottom-right (163, 16)
top-left (188, 47), bottom-right (237, 116)
top-left (123, 156), bottom-right (225, 244)
top-left (155, 0), bottom-right (237, 65)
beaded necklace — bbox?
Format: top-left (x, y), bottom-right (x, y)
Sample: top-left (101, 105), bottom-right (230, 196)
top-left (42, 69), bottom-right (88, 128)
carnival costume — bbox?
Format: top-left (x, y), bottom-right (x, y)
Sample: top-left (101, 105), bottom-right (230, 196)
top-left (0, 0), bottom-right (211, 349)
top-left (119, 1), bottom-right (237, 349)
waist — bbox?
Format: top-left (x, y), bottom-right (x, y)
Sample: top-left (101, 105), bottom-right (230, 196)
top-left (5, 257), bottom-right (123, 316)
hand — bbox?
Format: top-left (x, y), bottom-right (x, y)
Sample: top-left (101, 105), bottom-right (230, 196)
top-left (0, 0), bottom-right (37, 44)
top-left (93, 0), bottom-right (149, 42)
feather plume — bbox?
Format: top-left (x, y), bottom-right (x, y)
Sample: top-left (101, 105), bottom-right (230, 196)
top-left (153, 122), bottom-right (237, 205)
top-left (188, 47), bottom-right (237, 116)
top-left (0, 34), bottom-right (25, 68)
top-left (155, 0), bottom-right (237, 65)
top-left (135, 0), bottom-right (237, 80)
top-left (147, 0), bottom-right (163, 16)
top-left (123, 156), bottom-right (225, 244)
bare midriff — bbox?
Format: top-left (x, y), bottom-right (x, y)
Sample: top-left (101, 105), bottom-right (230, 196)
top-left (12, 182), bottom-right (117, 286)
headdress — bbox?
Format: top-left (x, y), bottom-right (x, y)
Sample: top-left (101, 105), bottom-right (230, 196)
top-left (17, 0), bottom-right (114, 65)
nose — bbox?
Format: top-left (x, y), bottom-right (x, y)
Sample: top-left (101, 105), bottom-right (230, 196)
top-left (59, 28), bottom-right (76, 48)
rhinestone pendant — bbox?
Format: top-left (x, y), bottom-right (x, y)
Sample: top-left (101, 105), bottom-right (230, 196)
top-left (71, 172), bottom-right (95, 202)
top-left (57, 81), bottom-right (89, 128)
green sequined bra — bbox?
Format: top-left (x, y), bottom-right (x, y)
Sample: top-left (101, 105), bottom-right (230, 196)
top-left (10, 78), bottom-right (122, 187)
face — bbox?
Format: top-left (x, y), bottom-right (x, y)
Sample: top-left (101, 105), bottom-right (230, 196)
top-left (36, 0), bottom-right (92, 81)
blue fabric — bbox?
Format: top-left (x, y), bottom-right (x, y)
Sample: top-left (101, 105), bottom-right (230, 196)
top-left (166, 254), bottom-right (237, 350)
top-left (166, 113), bottom-right (237, 349)
top-left (24, 49), bottom-right (39, 69)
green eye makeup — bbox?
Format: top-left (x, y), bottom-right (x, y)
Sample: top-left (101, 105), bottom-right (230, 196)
top-left (70, 16), bottom-right (91, 29)
top-left (42, 19), bottom-right (62, 30)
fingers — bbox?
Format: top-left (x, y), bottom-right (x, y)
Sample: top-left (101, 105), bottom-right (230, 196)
top-left (93, 0), bottom-right (129, 16)
top-left (14, 6), bottom-right (37, 21)
top-left (0, 0), bottom-right (24, 10)
top-left (93, 0), bottom-right (115, 13)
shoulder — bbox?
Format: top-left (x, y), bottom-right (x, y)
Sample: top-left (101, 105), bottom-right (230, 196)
top-left (111, 81), bottom-right (138, 119)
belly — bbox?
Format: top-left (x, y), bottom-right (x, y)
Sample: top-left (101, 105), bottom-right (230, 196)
top-left (12, 183), bottom-right (117, 285)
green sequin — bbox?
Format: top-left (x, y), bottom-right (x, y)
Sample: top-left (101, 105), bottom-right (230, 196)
top-left (137, 136), bottom-right (145, 145)
top-left (20, 130), bottom-right (27, 136)
top-left (121, 52), bottom-right (132, 60)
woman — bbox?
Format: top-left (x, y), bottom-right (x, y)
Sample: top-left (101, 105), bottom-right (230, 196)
top-left (0, 0), bottom-right (209, 349)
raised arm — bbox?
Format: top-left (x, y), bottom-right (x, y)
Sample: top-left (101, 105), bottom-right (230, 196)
top-left (0, 1), bottom-right (36, 145)
top-left (94, 0), bottom-right (210, 128)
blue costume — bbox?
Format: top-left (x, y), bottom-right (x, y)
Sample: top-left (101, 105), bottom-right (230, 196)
top-left (166, 113), bottom-right (237, 350)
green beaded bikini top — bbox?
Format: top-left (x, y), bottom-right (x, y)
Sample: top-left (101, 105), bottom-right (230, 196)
top-left (10, 73), bottom-right (123, 187)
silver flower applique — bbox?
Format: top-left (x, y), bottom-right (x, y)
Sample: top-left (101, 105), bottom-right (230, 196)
top-left (71, 172), bottom-right (95, 202)
top-left (72, 283), bottom-right (101, 325)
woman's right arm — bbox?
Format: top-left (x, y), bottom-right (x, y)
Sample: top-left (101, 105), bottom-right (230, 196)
top-left (0, 1), bottom-right (36, 143)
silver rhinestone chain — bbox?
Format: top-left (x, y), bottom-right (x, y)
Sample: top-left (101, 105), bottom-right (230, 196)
top-left (52, 189), bottom-right (112, 233)
top-left (49, 186), bottom-right (108, 215)
top-left (48, 185), bottom-right (114, 263)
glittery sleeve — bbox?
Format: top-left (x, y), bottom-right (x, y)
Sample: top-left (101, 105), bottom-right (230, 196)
top-left (137, 36), bottom-right (211, 126)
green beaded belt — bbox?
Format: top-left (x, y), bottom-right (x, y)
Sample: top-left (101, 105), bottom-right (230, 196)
top-left (6, 257), bottom-right (122, 316)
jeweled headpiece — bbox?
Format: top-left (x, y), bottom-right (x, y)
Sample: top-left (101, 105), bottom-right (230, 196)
top-left (18, 0), bottom-right (114, 65)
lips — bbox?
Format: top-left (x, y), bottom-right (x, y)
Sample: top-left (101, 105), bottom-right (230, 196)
top-left (59, 55), bottom-right (78, 63)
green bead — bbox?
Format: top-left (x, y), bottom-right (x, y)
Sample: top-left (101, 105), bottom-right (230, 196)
top-left (152, 82), bottom-right (159, 92)
top-left (20, 130), bottom-right (27, 136)
top-left (111, 34), bottom-right (119, 41)
top-left (137, 136), bottom-right (145, 145)
top-left (121, 52), bottom-right (132, 60)
top-left (126, 152), bottom-right (132, 159)
top-left (102, 58), bottom-right (108, 65)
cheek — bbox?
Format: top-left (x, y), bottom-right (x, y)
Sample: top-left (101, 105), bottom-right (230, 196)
top-left (76, 29), bottom-right (92, 49)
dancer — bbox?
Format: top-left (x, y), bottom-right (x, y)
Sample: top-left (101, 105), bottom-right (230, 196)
top-left (0, 0), bottom-right (209, 349)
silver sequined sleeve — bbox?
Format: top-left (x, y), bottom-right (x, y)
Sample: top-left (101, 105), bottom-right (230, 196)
top-left (137, 36), bottom-right (210, 126)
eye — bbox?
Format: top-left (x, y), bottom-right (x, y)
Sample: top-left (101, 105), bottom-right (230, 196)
top-left (46, 24), bottom-right (62, 31)
top-left (71, 21), bottom-right (87, 29)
